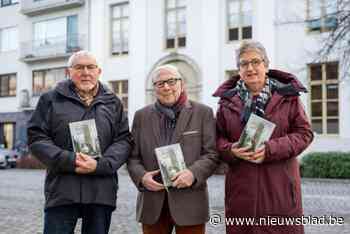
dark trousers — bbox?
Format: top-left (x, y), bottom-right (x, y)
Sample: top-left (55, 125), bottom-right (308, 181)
top-left (142, 200), bottom-right (205, 234)
top-left (44, 204), bottom-right (114, 234)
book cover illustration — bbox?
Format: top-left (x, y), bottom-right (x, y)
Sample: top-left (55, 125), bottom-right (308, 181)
top-left (155, 143), bottom-right (187, 189)
top-left (69, 119), bottom-right (102, 158)
top-left (238, 113), bottom-right (276, 152)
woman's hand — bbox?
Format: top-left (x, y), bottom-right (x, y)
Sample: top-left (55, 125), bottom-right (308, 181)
top-left (250, 146), bottom-right (265, 163)
top-left (231, 143), bottom-right (265, 163)
top-left (231, 142), bottom-right (255, 161)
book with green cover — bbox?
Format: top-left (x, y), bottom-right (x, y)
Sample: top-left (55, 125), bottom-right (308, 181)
top-left (238, 113), bottom-right (276, 152)
top-left (155, 143), bottom-right (187, 190)
top-left (69, 119), bottom-right (102, 158)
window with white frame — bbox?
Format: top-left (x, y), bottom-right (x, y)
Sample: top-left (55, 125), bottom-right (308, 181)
top-left (110, 80), bottom-right (128, 114)
top-left (111, 3), bottom-right (129, 55)
top-left (165, 0), bottom-right (186, 49)
top-left (33, 15), bottom-right (78, 51)
top-left (309, 62), bottom-right (339, 134)
top-left (33, 68), bottom-right (67, 96)
top-left (307, 0), bottom-right (337, 32)
top-left (1, 0), bottom-right (19, 7)
top-left (227, 0), bottom-right (252, 41)
top-left (0, 73), bottom-right (16, 97)
top-left (0, 27), bottom-right (18, 52)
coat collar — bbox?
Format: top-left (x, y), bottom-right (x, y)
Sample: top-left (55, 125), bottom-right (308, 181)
top-left (150, 100), bottom-right (193, 146)
top-left (213, 69), bottom-right (307, 99)
top-left (54, 79), bottom-right (116, 105)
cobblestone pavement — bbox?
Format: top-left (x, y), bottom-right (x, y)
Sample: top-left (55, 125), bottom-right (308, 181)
top-left (0, 169), bottom-right (350, 234)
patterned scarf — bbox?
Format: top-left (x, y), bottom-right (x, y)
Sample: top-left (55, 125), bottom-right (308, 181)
top-left (235, 77), bottom-right (277, 123)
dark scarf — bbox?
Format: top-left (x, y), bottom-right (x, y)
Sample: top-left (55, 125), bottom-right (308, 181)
top-left (155, 92), bottom-right (188, 145)
top-left (234, 77), bottom-right (278, 123)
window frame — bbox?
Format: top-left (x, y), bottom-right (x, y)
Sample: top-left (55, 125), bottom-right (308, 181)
top-left (109, 80), bottom-right (128, 114)
top-left (0, 73), bottom-right (16, 97)
top-left (0, 26), bottom-right (18, 52)
top-left (226, 0), bottom-right (253, 42)
top-left (33, 15), bottom-right (78, 53)
top-left (309, 61), bottom-right (340, 135)
top-left (164, 0), bottom-right (187, 50)
top-left (110, 2), bottom-right (130, 56)
top-left (32, 67), bottom-right (67, 96)
top-left (306, 0), bottom-right (338, 33)
top-left (1, 0), bottom-right (19, 7)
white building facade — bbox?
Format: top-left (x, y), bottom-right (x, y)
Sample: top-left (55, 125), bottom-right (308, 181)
top-left (0, 0), bottom-right (348, 152)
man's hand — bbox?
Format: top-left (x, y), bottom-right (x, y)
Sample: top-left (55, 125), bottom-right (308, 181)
top-left (75, 153), bottom-right (97, 174)
top-left (141, 170), bottom-right (165, 191)
top-left (171, 169), bottom-right (194, 189)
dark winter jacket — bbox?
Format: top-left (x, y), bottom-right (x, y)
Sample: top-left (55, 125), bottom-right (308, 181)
top-left (213, 69), bottom-right (314, 234)
top-left (27, 80), bottom-right (132, 210)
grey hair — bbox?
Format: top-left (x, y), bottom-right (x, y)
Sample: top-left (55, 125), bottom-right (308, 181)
top-left (235, 40), bottom-right (270, 69)
top-left (67, 50), bottom-right (99, 67)
top-left (151, 64), bottom-right (182, 83)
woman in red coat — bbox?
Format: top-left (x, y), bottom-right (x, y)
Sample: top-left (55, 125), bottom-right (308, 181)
top-left (214, 41), bottom-right (313, 234)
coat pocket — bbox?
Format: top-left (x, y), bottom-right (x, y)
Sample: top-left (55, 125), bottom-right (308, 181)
top-left (262, 163), bottom-right (297, 216)
top-left (283, 163), bottom-right (297, 207)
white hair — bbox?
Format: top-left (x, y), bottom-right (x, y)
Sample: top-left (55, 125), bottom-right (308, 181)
top-left (67, 50), bottom-right (99, 67)
top-left (151, 64), bottom-right (182, 83)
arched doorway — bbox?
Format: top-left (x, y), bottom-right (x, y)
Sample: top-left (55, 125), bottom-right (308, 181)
top-left (146, 53), bottom-right (202, 104)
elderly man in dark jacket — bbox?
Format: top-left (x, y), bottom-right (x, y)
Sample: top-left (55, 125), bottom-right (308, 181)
top-left (27, 50), bottom-right (132, 234)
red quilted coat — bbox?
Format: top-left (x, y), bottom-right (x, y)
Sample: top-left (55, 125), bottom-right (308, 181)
top-left (214, 69), bottom-right (314, 234)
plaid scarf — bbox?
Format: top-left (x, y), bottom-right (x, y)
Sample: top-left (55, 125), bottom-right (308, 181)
top-left (235, 77), bottom-right (277, 123)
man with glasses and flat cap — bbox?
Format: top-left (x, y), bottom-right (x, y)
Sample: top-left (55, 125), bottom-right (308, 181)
top-left (127, 64), bottom-right (219, 234)
top-left (28, 50), bottom-right (132, 234)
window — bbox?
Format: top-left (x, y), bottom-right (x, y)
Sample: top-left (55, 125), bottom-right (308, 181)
top-left (227, 0), bottom-right (252, 41)
top-left (0, 123), bottom-right (15, 149)
top-left (0, 74), bottom-right (16, 97)
top-left (111, 3), bottom-right (129, 55)
top-left (0, 27), bottom-right (18, 52)
top-left (33, 15), bottom-right (78, 53)
top-left (33, 68), bottom-right (67, 96)
top-left (1, 0), bottom-right (19, 7)
top-left (110, 80), bottom-right (128, 114)
top-left (309, 62), bottom-right (339, 134)
top-left (165, 0), bottom-right (186, 49)
top-left (307, 0), bottom-right (337, 32)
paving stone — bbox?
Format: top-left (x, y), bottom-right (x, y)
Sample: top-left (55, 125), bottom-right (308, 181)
top-left (0, 169), bottom-right (349, 234)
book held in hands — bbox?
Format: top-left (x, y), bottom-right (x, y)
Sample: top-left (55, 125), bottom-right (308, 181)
top-left (155, 143), bottom-right (187, 189)
top-left (238, 113), bottom-right (276, 152)
top-left (69, 119), bottom-right (102, 158)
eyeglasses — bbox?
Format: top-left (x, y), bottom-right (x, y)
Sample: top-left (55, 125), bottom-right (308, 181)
top-left (239, 58), bottom-right (264, 69)
top-left (153, 78), bottom-right (181, 88)
top-left (71, 64), bottom-right (99, 72)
